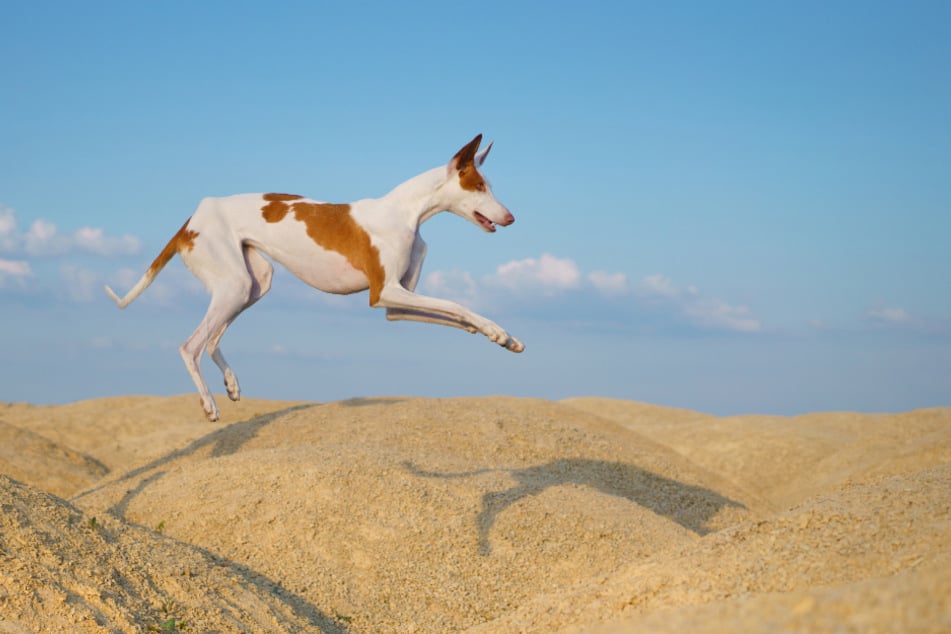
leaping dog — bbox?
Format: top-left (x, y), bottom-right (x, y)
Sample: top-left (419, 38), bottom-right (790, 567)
top-left (106, 135), bottom-right (523, 421)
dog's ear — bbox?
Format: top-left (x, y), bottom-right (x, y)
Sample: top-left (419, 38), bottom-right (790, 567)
top-left (449, 134), bottom-right (482, 172)
top-left (475, 140), bottom-right (493, 167)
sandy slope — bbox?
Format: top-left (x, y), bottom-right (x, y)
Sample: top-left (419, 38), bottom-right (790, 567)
top-left (0, 395), bottom-right (948, 633)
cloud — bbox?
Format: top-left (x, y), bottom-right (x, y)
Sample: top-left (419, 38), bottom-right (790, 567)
top-left (23, 219), bottom-right (59, 255)
top-left (683, 297), bottom-right (761, 333)
top-left (638, 273), bottom-right (685, 301)
top-left (0, 258), bottom-right (33, 288)
top-left (587, 270), bottom-right (628, 295)
top-left (422, 254), bottom-right (602, 308)
top-left (423, 254), bottom-right (761, 334)
top-left (0, 204), bottom-right (156, 304)
top-left (863, 304), bottom-right (950, 336)
top-left (73, 226), bottom-right (141, 257)
top-left (0, 205), bottom-right (140, 257)
top-left (489, 253), bottom-right (582, 293)
top-left (424, 269), bottom-right (478, 305)
top-left (0, 207), bottom-right (18, 251)
top-left (866, 306), bottom-right (912, 325)
top-left (636, 274), bottom-right (761, 333)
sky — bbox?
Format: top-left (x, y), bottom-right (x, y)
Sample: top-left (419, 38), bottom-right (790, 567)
top-left (1, 1), bottom-right (949, 415)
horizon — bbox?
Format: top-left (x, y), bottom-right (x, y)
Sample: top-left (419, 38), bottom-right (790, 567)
top-left (2, 1), bottom-right (949, 415)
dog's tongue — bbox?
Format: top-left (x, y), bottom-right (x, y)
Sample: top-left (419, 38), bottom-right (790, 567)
top-left (475, 212), bottom-right (496, 232)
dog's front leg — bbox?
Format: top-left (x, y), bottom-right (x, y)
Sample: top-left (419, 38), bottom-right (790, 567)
top-left (386, 307), bottom-right (480, 334)
top-left (384, 234), bottom-right (481, 335)
top-left (376, 285), bottom-right (524, 352)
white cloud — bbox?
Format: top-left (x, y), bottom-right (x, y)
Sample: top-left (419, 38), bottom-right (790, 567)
top-left (636, 274), bottom-right (761, 333)
top-left (490, 253), bottom-right (581, 293)
top-left (422, 254), bottom-right (588, 308)
top-left (683, 297), bottom-right (761, 333)
top-left (587, 270), bottom-right (628, 295)
top-left (0, 205), bottom-right (198, 305)
top-left (422, 255), bottom-right (761, 334)
top-left (0, 206), bottom-right (18, 251)
top-left (423, 269), bottom-right (478, 305)
top-left (863, 305), bottom-right (951, 336)
top-left (24, 219), bottom-right (63, 255)
top-left (0, 258), bottom-right (33, 288)
top-left (866, 306), bottom-right (911, 324)
top-left (0, 205), bottom-right (140, 257)
top-left (639, 273), bottom-right (684, 301)
top-left (73, 226), bottom-right (141, 257)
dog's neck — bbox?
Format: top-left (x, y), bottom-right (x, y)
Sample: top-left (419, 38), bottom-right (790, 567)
top-left (377, 166), bottom-right (455, 228)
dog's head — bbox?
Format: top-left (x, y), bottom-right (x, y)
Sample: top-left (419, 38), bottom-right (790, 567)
top-left (443, 134), bottom-right (514, 233)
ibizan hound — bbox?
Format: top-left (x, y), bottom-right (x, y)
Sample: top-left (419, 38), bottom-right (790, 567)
top-left (106, 135), bottom-right (523, 421)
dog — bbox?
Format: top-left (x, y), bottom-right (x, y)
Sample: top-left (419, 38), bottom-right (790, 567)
top-left (106, 135), bottom-right (523, 420)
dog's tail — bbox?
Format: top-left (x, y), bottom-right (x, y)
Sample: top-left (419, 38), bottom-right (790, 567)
top-left (105, 218), bottom-right (196, 309)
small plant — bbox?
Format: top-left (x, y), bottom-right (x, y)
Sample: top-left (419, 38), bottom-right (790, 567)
top-left (148, 599), bottom-right (187, 632)
top-left (87, 516), bottom-right (99, 531)
top-left (155, 520), bottom-right (166, 533)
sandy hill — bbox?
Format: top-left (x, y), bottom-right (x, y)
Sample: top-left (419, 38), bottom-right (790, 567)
top-left (0, 395), bottom-right (948, 633)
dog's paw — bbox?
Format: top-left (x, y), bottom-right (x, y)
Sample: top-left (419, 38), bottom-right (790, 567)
top-left (503, 336), bottom-right (525, 353)
top-left (200, 395), bottom-right (220, 422)
top-left (224, 370), bottom-right (241, 401)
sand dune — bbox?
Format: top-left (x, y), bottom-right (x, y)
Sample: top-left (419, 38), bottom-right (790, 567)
top-left (0, 395), bottom-right (948, 632)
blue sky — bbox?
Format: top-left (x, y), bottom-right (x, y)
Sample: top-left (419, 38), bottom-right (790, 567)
top-left (1, 1), bottom-right (949, 415)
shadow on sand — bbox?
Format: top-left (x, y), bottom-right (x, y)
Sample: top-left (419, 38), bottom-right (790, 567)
top-left (68, 404), bottom-right (347, 632)
top-left (404, 458), bottom-right (745, 555)
top-left (72, 404), bottom-right (317, 508)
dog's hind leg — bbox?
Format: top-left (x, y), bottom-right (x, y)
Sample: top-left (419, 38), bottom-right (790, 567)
top-left (181, 287), bottom-right (252, 420)
top-left (206, 244), bottom-right (273, 402)
top-left (178, 237), bottom-right (261, 421)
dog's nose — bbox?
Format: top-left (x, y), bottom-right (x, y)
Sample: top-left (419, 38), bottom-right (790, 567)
top-left (501, 211), bottom-right (515, 226)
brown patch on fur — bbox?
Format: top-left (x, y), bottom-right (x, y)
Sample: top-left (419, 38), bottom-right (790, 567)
top-left (147, 219), bottom-right (199, 276)
top-left (457, 166), bottom-right (487, 192)
top-left (261, 193), bottom-right (303, 222)
top-left (293, 203), bottom-right (386, 305)
top-left (261, 197), bottom-right (386, 305)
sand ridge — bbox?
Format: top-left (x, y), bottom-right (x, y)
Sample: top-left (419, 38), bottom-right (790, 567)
top-left (1, 395), bottom-right (948, 632)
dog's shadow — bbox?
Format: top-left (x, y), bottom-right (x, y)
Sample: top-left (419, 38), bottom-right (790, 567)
top-left (403, 458), bottom-right (744, 555)
top-left (72, 404), bottom-right (317, 515)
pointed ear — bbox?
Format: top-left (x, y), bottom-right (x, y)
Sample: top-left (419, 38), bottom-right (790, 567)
top-left (448, 134), bottom-right (483, 172)
top-left (475, 140), bottom-right (493, 167)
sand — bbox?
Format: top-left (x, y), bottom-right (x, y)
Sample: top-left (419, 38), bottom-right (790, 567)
top-left (0, 394), bottom-right (948, 633)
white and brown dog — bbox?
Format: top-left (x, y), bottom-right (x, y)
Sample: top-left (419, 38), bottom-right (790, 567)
top-left (106, 135), bottom-right (523, 420)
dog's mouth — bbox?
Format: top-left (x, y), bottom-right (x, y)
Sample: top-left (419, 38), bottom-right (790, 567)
top-left (474, 211), bottom-right (497, 233)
